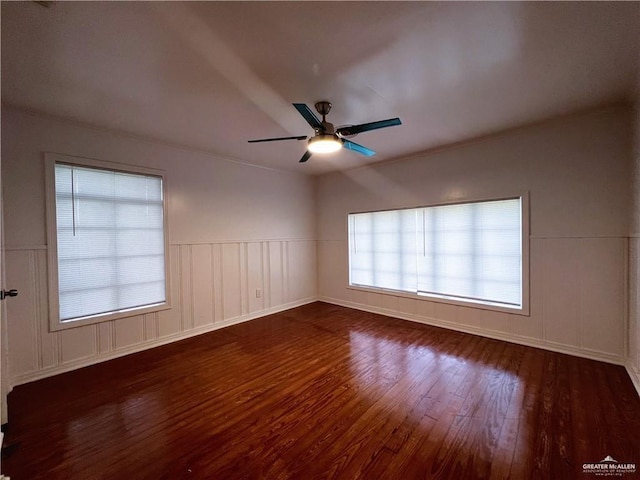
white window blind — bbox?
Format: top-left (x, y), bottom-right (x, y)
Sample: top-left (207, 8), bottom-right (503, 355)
top-left (348, 198), bottom-right (523, 309)
top-left (349, 209), bottom-right (417, 293)
top-left (54, 163), bottom-right (166, 321)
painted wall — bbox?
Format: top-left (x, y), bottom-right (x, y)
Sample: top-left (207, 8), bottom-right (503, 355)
top-left (629, 93), bottom-right (640, 392)
top-left (1, 108), bottom-right (317, 385)
top-left (317, 106), bottom-right (632, 364)
top-left (3, 105), bottom-right (636, 388)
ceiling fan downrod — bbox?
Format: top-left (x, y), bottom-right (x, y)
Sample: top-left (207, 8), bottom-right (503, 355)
top-left (315, 101), bottom-right (332, 121)
top-left (314, 101), bottom-right (335, 135)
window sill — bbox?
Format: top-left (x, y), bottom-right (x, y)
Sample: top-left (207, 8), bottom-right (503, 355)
top-left (347, 284), bottom-right (530, 317)
top-left (49, 302), bottom-right (172, 332)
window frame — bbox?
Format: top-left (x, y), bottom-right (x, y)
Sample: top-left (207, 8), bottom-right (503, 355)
top-left (347, 193), bottom-right (530, 316)
top-left (45, 152), bottom-right (171, 332)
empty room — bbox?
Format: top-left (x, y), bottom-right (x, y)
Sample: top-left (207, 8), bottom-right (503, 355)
top-left (1, 1), bottom-right (640, 479)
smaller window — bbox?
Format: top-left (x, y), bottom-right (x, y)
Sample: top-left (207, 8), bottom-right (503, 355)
top-left (348, 196), bottom-right (528, 313)
top-left (46, 153), bottom-right (170, 330)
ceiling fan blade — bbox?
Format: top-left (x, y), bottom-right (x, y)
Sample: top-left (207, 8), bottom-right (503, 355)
top-left (248, 135), bottom-right (307, 143)
top-left (293, 103), bottom-right (323, 130)
top-left (337, 118), bottom-right (402, 137)
top-left (299, 150), bottom-right (313, 163)
top-left (343, 140), bottom-right (376, 157)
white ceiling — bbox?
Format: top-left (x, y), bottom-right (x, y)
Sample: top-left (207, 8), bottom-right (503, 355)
top-left (2, 1), bottom-right (639, 175)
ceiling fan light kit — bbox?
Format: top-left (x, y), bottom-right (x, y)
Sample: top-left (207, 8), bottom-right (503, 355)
top-left (308, 134), bottom-right (342, 154)
top-left (248, 101), bottom-right (402, 163)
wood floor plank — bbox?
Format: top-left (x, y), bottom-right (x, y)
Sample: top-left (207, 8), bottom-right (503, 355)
top-left (489, 346), bottom-right (535, 480)
top-left (3, 302), bottom-right (640, 479)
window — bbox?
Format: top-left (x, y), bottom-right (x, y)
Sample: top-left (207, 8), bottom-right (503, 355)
top-left (348, 197), bottom-right (528, 313)
top-left (46, 153), bottom-right (170, 330)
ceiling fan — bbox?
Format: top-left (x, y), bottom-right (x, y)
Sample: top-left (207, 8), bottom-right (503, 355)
top-left (248, 101), bottom-right (402, 163)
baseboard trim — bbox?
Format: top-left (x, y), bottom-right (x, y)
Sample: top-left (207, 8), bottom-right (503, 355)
top-left (319, 297), bottom-right (625, 366)
top-left (12, 298), bottom-right (317, 386)
top-left (626, 361), bottom-right (640, 398)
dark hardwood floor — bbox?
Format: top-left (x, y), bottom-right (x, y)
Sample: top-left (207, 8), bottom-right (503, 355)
top-left (3, 302), bottom-right (640, 479)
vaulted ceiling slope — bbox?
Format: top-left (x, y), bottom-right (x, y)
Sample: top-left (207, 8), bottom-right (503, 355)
top-left (2, 1), bottom-right (639, 175)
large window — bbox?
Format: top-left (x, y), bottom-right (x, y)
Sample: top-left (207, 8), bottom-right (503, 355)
top-left (46, 154), bottom-right (170, 330)
top-left (348, 197), bottom-right (527, 312)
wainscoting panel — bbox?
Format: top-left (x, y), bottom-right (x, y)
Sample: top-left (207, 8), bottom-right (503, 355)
top-left (97, 322), bottom-right (112, 355)
top-left (60, 324), bottom-right (97, 364)
top-left (114, 316), bottom-right (145, 351)
top-left (180, 245), bottom-right (194, 331)
top-left (144, 313), bottom-right (158, 342)
top-left (221, 243), bottom-right (242, 321)
top-left (288, 240), bottom-right (317, 302)
top-left (192, 244), bottom-right (215, 328)
top-left (318, 236), bottom-right (628, 364)
top-left (577, 238), bottom-right (626, 356)
top-left (5, 239), bottom-right (317, 386)
top-left (5, 250), bottom-right (38, 376)
top-left (542, 239), bottom-right (581, 348)
top-left (268, 241), bottom-right (284, 308)
top-left (318, 241), bottom-right (347, 302)
top-left (247, 242), bottom-right (265, 315)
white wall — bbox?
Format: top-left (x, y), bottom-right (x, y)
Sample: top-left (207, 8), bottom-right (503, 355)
top-left (629, 90), bottom-right (640, 393)
top-left (3, 104), bottom-right (637, 389)
top-left (317, 106), bottom-right (632, 364)
top-left (1, 108), bottom-right (317, 385)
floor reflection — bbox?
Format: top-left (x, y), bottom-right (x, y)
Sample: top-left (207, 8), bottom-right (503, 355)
top-left (347, 328), bottom-right (527, 477)
top-left (66, 391), bottom-right (169, 476)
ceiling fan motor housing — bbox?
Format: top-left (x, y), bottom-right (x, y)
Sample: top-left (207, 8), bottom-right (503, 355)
top-left (318, 122), bottom-right (336, 135)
